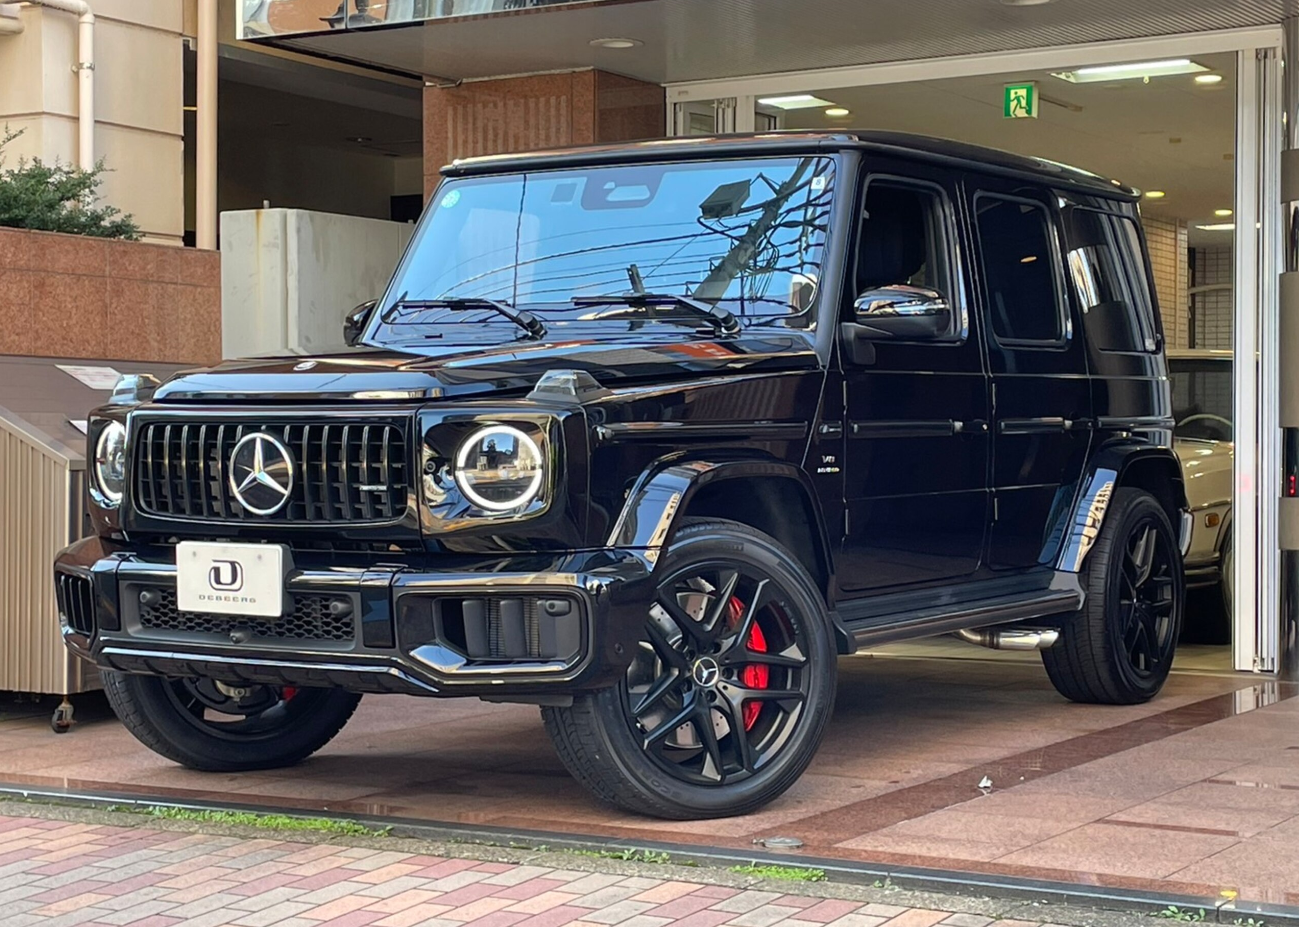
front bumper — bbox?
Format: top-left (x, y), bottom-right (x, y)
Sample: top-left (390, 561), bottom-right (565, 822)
top-left (54, 537), bottom-right (652, 698)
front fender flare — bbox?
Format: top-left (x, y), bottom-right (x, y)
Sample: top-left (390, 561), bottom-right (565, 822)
top-left (607, 456), bottom-right (832, 575)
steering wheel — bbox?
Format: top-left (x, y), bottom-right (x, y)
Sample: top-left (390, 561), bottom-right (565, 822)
top-left (1176, 413), bottom-right (1233, 440)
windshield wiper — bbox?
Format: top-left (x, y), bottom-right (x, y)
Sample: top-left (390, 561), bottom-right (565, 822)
top-left (382, 296), bottom-right (547, 340)
top-left (572, 293), bottom-right (741, 337)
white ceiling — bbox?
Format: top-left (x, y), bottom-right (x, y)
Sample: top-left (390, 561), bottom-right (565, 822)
top-left (780, 52), bottom-right (1237, 246)
top-left (265, 0), bottom-right (1284, 84)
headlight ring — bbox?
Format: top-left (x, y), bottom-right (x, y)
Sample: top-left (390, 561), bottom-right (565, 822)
top-left (453, 424), bottom-right (545, 512)
top-left (94, 421), bottom-right (127, 507)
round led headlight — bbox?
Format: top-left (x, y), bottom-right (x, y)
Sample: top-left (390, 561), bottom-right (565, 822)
top-left (94, 421), bottom-right (127, 506)
top-left (453, 425), bottom-right (545, 512)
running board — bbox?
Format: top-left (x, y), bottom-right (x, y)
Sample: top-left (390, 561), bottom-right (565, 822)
top-left (844, 588), bottom-right (1083, 650)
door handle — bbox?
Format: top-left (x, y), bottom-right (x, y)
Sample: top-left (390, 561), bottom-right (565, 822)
top-left (953, 420), bottom-right (988, 434)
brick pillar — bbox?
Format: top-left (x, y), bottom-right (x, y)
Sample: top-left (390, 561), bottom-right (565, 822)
top-left (423, 69), bottom-right (664, 195)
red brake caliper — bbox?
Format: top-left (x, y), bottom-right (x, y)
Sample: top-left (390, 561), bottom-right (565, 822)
top-left (281, 687), bottom-right (298, 701)
top-left (727, 597), bottom-right (769, 730)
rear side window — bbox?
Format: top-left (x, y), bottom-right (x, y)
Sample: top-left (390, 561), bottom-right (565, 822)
top-left (1065, 208), bottom-right (1159, 353)
top-left (974, 195), bottom-right (1064, 345)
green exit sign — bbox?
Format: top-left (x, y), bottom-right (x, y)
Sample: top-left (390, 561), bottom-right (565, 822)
top-left (1004, 82), bottom-right (1039, 119)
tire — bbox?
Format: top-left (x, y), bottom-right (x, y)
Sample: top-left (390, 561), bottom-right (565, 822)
top-left (543, 518), bottom-right (836, 820)
top-left (1043, 488), bottom-right (1184, 704)
top-left (1220, 530), bottom-right (1234, 622)
top-left (103, 671), bottom-right (361, 772)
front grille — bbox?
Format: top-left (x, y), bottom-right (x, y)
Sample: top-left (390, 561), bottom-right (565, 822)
top-left (139, 587), bottom-right (355, 642)
top-left (55, 572), bottom-right (95, 636)
top-left (133, 420), bottom-right (409, 523)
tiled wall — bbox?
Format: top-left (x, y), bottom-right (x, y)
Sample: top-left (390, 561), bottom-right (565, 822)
top-left (1143, 217), bottom-right (1189, 349)
top-left (423, 69), bottom-right (665, 195)
top-left (0, 228), bottom-right (221, 363)
top-left (1193, 246), bottom-right (1233, 350)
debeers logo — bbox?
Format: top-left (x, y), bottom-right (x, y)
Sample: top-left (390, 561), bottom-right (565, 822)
top-left (208, 559), bottom-right (244, 591)
top-left (201, 559), bottom-right (257, 604)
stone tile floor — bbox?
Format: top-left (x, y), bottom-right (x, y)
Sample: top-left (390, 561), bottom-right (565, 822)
top-left (0, 811), bottom-right (1093, 927)
top-left (3, 649), bottom-right (1298, 909)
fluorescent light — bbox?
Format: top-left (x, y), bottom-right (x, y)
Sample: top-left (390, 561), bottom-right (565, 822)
top-left (1144, 190), bottom-right (1166, 199)
top-left (824, 107), bottom-right (851, 118)
top-left (1214, 208), bottom-right (1233, 217)
top-left (1051, 59), bottom-right (1208, 84)
top-left (1195, 74), bottom-right (1224, 85)
top-left (1196, 223), bottom-right (1235, 231)
top-left (758, 94), bottom-right (835, 111)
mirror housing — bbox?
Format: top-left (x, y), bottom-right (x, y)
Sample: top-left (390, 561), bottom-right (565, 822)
top-left (343, 299), bottom-right (378, 347)
top-left (850, 285), bottom-right (952, 341)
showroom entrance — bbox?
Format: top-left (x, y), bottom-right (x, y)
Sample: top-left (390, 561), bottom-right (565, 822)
top-left (666, 29), bottom-right (1283, 673)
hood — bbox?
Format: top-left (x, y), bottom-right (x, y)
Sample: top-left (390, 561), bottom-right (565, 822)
top-left (152, 335), bottom-right (819, 403)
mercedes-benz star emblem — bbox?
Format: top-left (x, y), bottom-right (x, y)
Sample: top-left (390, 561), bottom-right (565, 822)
top-left (691, 657), bottom-right (721, 689)
top-left (229, 432), bottom-right (295, 515)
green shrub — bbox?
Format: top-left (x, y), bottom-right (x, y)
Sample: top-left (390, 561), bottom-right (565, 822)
top-left (0, 126), bottom-right (140, 240)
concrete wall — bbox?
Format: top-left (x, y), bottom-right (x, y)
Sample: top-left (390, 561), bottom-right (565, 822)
top-left (0, 226), bottom-right (220, 363)
top-left (220, 208), bottom-right (413, 358)
top-left (0, 1), bottom-right (185, 244)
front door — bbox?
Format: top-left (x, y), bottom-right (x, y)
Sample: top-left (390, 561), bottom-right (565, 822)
top-left (967, 181), bottom-right (1093, 571)
top-left (838, 164), bottom-right (991, 594)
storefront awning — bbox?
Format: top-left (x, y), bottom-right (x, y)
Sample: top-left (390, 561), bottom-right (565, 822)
top-left (243, 0), bottom-right (1286, 83)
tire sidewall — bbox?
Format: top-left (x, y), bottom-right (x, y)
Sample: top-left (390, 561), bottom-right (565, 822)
top-left (585, 521), bottom-right (837, 817)
top-left (106, 671), bottom-right (360, 771)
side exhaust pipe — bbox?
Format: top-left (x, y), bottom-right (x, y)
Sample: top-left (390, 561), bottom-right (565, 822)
top-left (954, 628), bottom-right (1060, 651)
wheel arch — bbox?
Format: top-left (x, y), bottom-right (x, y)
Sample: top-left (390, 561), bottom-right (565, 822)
top-left (608, 455), bottom-right (836, 601)
top-left (1057, 442), bottom-right (1189, 573)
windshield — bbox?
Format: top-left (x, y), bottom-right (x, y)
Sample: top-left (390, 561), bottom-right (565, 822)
top-left (1170, 358), bottom-right (1233, 442)
top-left (370, 156), bottom-right (836, 345)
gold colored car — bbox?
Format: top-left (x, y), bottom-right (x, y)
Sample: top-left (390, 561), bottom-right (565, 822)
top-left (1170, 350), bottom-right (1234, 638)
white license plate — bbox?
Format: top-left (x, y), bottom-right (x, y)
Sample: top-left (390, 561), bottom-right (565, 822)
top-left (176, 542), bottom-right (290, 618)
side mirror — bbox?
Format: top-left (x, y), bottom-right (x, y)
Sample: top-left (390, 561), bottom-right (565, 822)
top-left (850, 285), bottom-right (952, 341)
top-left (343, 299), bottom-right (378, 347)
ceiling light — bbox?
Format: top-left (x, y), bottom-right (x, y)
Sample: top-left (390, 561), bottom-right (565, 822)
top-left (1215, 208), bottom-right (1233, 217)
top-left (824, 107), bottom-right (851, 118)
top-left (1195, 74), bottom-right (1224, 85)
top-left (1051, 59), bottom-right (1209, 84)
top-left (589, 37), bottom-right (642, 49)
top-left (1144, 190), bottom-right (1166, 199)
top-left (999, 0), bottom-right (1054, 5)
top-left (758, 94), bottom-right (836, 111)
top-left (347, 136), bottom-right (372, 143)
top-left (1196, 223), bottom-right (1236, 231)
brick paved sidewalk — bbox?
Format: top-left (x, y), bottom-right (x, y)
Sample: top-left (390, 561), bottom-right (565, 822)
top-left (0, 813), bottom-right (1100, 927)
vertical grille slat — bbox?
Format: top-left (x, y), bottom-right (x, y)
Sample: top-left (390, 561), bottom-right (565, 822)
top-left (133, 418), bottom-right (408, 525)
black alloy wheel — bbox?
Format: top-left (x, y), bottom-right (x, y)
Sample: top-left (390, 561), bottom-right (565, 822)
top-left (543, 518), bottom-right (836, 820)
top-left (626, 562), bottom-right (811, 787)
top-left (1115, 518), bottom-right (1178, 679)
top-left (1043, 488), bottom-right (1184, 704)
top-left (103, 670), bottom-right (361, 771)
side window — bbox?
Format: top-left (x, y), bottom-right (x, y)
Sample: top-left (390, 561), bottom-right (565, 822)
top-left (855, 179), bottom-right (958, 333)
top-left (1065, 208), bottom-right (1159, 353)
top-left (974, 194), bottom-right (1064, 345)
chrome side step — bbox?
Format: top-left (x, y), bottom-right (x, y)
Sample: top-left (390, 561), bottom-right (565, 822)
top-left (844, 588), bottom-right (1081, 650)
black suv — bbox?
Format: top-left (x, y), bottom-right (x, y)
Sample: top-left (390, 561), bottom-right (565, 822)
top-left (56, 132), bottom-right (1189, 820)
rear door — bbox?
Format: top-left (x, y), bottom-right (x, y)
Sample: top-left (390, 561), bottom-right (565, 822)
top-left (837, 161), bottom-right (991, 593)
top-left (968, 181), bottom-right (1093, 571)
